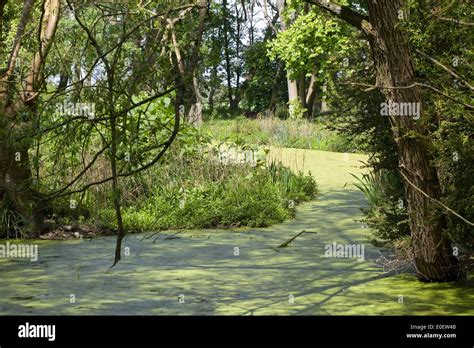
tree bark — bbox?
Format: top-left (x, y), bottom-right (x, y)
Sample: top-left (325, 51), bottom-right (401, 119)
top-left (366, 0), bottom-right (461, 282)
top-left (187, 72), bottom-right (203, 124)
top-left (0, 0), bottom-right (60, 237)
top-left (208, 66), bottom-right (217, 114)
top-left (320, 80), bottom-right (328, 113)
top-left (286, 74), bottom-right (298, 103)
top-left (0, 139), bottom-right (46, 236)
top-left (269, 61), bottom-right (285, 114)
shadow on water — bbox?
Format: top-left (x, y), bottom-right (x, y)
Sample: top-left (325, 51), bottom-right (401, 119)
top-left (0, 150), bottom-right (472, 315)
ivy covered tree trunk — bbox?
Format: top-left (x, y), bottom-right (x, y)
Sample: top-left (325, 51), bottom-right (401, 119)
top-left (366, 0), bottom-right (462, 281)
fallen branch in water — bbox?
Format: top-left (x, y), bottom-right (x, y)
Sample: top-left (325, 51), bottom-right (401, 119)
top-left (276, 230), bottom-right (318, 249)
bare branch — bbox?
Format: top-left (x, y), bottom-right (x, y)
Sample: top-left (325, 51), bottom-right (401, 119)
top-left (262, 0), bottom-right (278, 34)
top-left (342, 81), bottom-right (474, 110)
top-left (48, 102), bottom-right (182, 201)
top-left (438, 17), bottom-right (474, 26)
top-left (414, 48), bottom-right (474, 91)
top-left (399, 171), bottom-right (474, 227)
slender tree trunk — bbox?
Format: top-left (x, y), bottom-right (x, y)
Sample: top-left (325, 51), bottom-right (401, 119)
top-left (234, 0), bottom-right (242, 112)
top-left (277, 0), bottom-right (298, 106)
top-left (186, 0), bottom-right (208, 125)
top-left (269, 61), bottom-right (285, 114)
top-left (248, 0), bottom-right (254, 45)
top-left (222, 0), bottom-right (235, 111)
top-left (305, 72), bottom-right (317, 118)
top-left (298, 72), bottom-right (308, 112)
top-left (366, 0), bottom-right (461, 281)
top-left (0, 138), bottom-right (46, 236)
top-left (110, 110), bottom-right (125, 267)
top-left (320, 80), bottom-right (328, 113)
top-left (187, 72), bottom-right (203, 124)
top-left (286, 75), bottom-right (298, 103)
top-left (58, 73), bottom-right (69, 91)
top-left (208, 65), bottom-right (217, 114)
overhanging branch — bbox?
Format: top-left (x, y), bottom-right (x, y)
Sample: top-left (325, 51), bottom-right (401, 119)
top-left (304, 0), bottom-right (370, 33)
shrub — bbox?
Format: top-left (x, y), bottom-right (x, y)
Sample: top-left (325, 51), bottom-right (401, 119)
top-left (352, 170), bottom-right (410, 246)
top-left (91, 140), bottom-right (318, 232)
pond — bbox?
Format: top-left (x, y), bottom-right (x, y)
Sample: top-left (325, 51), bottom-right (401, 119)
top-left (1, 149), bottom-right (472, 315)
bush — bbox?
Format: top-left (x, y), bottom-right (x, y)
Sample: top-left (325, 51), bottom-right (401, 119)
top-left (91, 140), bottom-right (318, 232)
top-left (274, 103), bottom-right (289, 120)
top-left (352, 170), bottom-right (410, 246)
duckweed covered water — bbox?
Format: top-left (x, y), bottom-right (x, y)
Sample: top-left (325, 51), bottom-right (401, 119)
top-left (0, 149), bottom-right (472, 315)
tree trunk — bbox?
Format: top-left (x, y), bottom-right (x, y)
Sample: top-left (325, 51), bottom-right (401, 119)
top-left (187, 72), bottom-right (203, 125)
top-left (186, 0), bottom-right (208, 125)
top-left (208, 69), bottom-right (217, 114)
top-left (286, 75), bottom-right (298, 103)
top-left (277, 0), bottom-right (298, 106)
top-left (222, 0), bottom-right (235, 111)
top-left (320, 80), bottom-right (328, 113)
top-left (298, 72), bottom-right (308, 117)
top-left (58, 73), bottom-right (69, 91)
top-left (0, 0), bottom-right (60, 238)
top-left (269, 61), bottom-right (285, 114)
top-left (234, 0), bottom-right (242, 112)
top-left (367, 0), bottom-right (462, 281)
top-left (306, 72), bottom-right (318, 118)
top-left (0, 129), bottom-right (46, 236)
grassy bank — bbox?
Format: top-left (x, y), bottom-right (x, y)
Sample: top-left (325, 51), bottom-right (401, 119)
top-left (84, 145), bottom-right (318, 233)
top-left (202, 117), bottom-right (362, 153)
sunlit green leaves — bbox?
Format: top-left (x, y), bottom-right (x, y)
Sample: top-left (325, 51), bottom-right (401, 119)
top-left (268, 10), bottom-right (350, 80)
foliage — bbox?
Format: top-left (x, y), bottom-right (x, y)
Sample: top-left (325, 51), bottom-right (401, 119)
top-left (202, 117), bottom-right (358, 153)
top-left (351, 171), bottom-right (410, 246)
top-left (321, 21), bottom-right (410, 247)
top-left (268, 9), bottom-right (349, 81)
top-left (1, 0), bottom-right (472, 268)
top-left (288, 100), bottom-right (307, 119)
top-left (325, 0), bottom-right (473, 257)
top-left (91, 139), bottom-right (318, 231)
top-left (401, 0), bottom-right (474, 254)
top-left (241, 41), bottom-right (287, 112)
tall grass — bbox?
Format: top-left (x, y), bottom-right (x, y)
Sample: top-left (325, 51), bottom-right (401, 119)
top-left (85, 143), bottom-right (318, 232)
top-left (350, 171), bottom-right (383, 208)
top-left (351, 168), bottom-right (410, 244)
top-left (3, 122), bottom-right (319, 236)
top-left (202, 117), bottom-right (359, 153)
